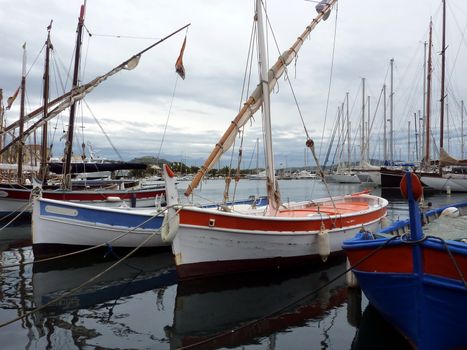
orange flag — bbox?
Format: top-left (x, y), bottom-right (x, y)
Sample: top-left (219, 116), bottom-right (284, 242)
top-left (6, 87), bottom-right (20, 110)
top-left (175, 37), bottom-right (187, 80)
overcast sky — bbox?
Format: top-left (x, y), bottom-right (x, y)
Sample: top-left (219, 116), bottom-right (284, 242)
top-left (1, 0), bottom-right (467, 168)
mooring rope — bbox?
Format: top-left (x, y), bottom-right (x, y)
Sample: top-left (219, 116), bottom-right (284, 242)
top-left (0, 206), bottom-right (182, 328)
top-left (0, 202), bottom-right (33, 231)
top-left (176, 234), bottom-right (399, 350)
top-left (1, 204), bottom-right (175, 270)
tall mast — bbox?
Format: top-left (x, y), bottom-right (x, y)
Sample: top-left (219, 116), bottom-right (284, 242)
top-left (422, 42), bottom-right (427, 161)
top-left (439, 0), bottom-right (446, 172)
top-left (367, 95), bottom-right (370, 162)
top-left (63, 1), bottom-right (86, 190)
top-left (360, 77), bottom-right (365, 166)
top-left (17, 43), bottom-right (27, 185)
top-left (389, 58), bottom-right (394, 164)
top-left (383, 84), bottom-right (387, 161)
top-left (40, 21), bottom-right (53, 183)
top-left (256, 0), bottom-right (279, 210)
top-left (346, 92), bottom-right (350, 168)
top-left (414, 112), bottom-right (419, 162)
top-left (425, 20), bottom-right (433, 165)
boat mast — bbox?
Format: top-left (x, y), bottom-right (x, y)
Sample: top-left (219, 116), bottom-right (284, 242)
top-left (422, 41), bottom-right (427, 161)
top-left (383, 84), bottom-right (387, 161)
top-left (360, 77), bottom-right (365, 167)
top-left (367, 95), bottom-right (370, 163)
top-left (439, 0), bottom-right (446, 175)
top-left (17, 43), bottom-right (27, 185)
top-left (256, 0), bottom-right (280, 210)
top-left (389, 58), bottom-right (394, 164)
top-left (346, 92), bottom-right (350, 168)
top-left (425, 20), bottom-right (433, 166)
top-left (183, 0), bottom-right (337, 196)
top-left (40, 21), bottom-right (53, 183)
top-left (63, 1), bottom-right (86, 190)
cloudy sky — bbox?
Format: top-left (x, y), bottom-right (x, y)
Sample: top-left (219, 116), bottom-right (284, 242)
top-left (1, 0), bottom-right (466, 168)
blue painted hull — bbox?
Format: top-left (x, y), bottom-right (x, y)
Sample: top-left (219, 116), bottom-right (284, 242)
top-left (343, 201), bottom-right (467, 350)
top-left (354, 270), bottom-right (467, 350)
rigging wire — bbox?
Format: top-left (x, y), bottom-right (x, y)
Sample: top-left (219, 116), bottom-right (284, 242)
top-left (83, 99), bottom-right (124, 161)
top-left (156, 71), bottom-right (180, 164)
top-left (318, 1), bottom-right (339, 160)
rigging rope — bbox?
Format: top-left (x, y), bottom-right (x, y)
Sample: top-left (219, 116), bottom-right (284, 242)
top-left (83, 99), bottom-right (124, 161)
top-left (176, 234), bottom-right (400, 350)
top-left (0, 207), bottom-right (181, 329)
top-left (318, 1), bottom-right (339, 160)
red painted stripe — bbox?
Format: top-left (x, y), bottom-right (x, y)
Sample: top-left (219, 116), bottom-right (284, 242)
top-left (346, 246), bottom-right (414, 273)
top-left (0, 188), bottom-right (164, 201)
top-left (179, 207), bottom-right (386, 232)
top-left (423, 247), bottom-right (467, 281)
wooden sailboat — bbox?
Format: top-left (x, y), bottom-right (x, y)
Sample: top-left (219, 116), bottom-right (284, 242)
top-left (163, 0), bottom-right (388, 280)
top-left (0, 3), bottom-right (194, 216)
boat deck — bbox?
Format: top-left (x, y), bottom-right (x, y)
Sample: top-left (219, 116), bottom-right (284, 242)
top-left (277, 202), bottom-right (370, 217)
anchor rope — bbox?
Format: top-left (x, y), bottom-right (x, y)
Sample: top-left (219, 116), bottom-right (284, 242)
top-left (0, 206), bottom-right (182, 328)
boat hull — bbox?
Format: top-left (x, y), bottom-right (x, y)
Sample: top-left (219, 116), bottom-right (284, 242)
top-left (32, 197), bottom-right (168, 257)
top-left (0, 185), bottom-right (165, 216)
top-left (343, 201), bottom-right (467, 350)
top-left (171, 194), bottom-right (388, 279)
top-left (420, 174), bottom-right (467, 192)
top-left (325, 174), bottom-right (361, 183)
top-left (344, 238), bottom-right (467, 350)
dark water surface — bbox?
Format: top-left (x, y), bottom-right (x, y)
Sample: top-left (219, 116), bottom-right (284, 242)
top-left (0, 180), bottom-right (464, 349)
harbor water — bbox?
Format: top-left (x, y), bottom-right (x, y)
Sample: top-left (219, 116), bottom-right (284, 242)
top-left (0, 179), bottom-right (464, 349)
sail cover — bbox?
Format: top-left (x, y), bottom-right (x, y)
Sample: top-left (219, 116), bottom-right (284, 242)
top-left (48, 162), bottom-right (147, 174)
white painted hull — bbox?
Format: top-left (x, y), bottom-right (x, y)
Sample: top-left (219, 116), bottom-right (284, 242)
top-left (168, 193), bottom-right (388, 279)
top-left (420, 175), bottom-right (467, 192)
top-left (367, 172), bottom-right (381, 186)
top-left (173, 218), bottom-right (381, 263)
top-left (32, 198), bottom-right (168, 253)
top-left (325, 174), bottom-right (361, 183)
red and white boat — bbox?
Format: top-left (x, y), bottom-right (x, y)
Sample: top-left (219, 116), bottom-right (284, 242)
top-left (162, 0), bottom-right (388, 280)
top-left (0, 182), bottom-right (165, 215)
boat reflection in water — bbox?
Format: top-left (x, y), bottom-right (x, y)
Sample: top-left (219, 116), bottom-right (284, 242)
top-left (32, 251), bottom-right (177, 318)
top-left (351, 303), bottom-right (412, 350)
top-left (165, 258), bottom-right (348, 350)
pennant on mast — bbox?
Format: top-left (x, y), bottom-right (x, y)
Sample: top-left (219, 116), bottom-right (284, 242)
top-left (175, 36), bottom-right (187, 79)
top-left (6, 87), bottom-right (20, 110)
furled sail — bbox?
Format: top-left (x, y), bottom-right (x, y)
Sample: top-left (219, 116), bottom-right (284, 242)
top-left (439, 147), bottom-right (467, 165)
top-left (0, 23), bottom-right (190, 157)
top-left (185, 0), bottom-right (337, 196)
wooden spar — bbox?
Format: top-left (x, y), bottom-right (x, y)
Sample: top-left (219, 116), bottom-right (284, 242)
top-left (39, 21), bottom-right (53, 183)
top-left (425, 20), bottom-right (433, 165)
top-left (439, 0), bottom-right (446, 175)
top-left (17, 43), bottom-right (27, 184)
top-left (184, 0), bottom-right (338, 197)
top-left (62, 2), bottom-right (86, 190)
top-left (0, 23), bottom-right (191, 158)
top-left (1, 91), bottom-right (72, 138)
